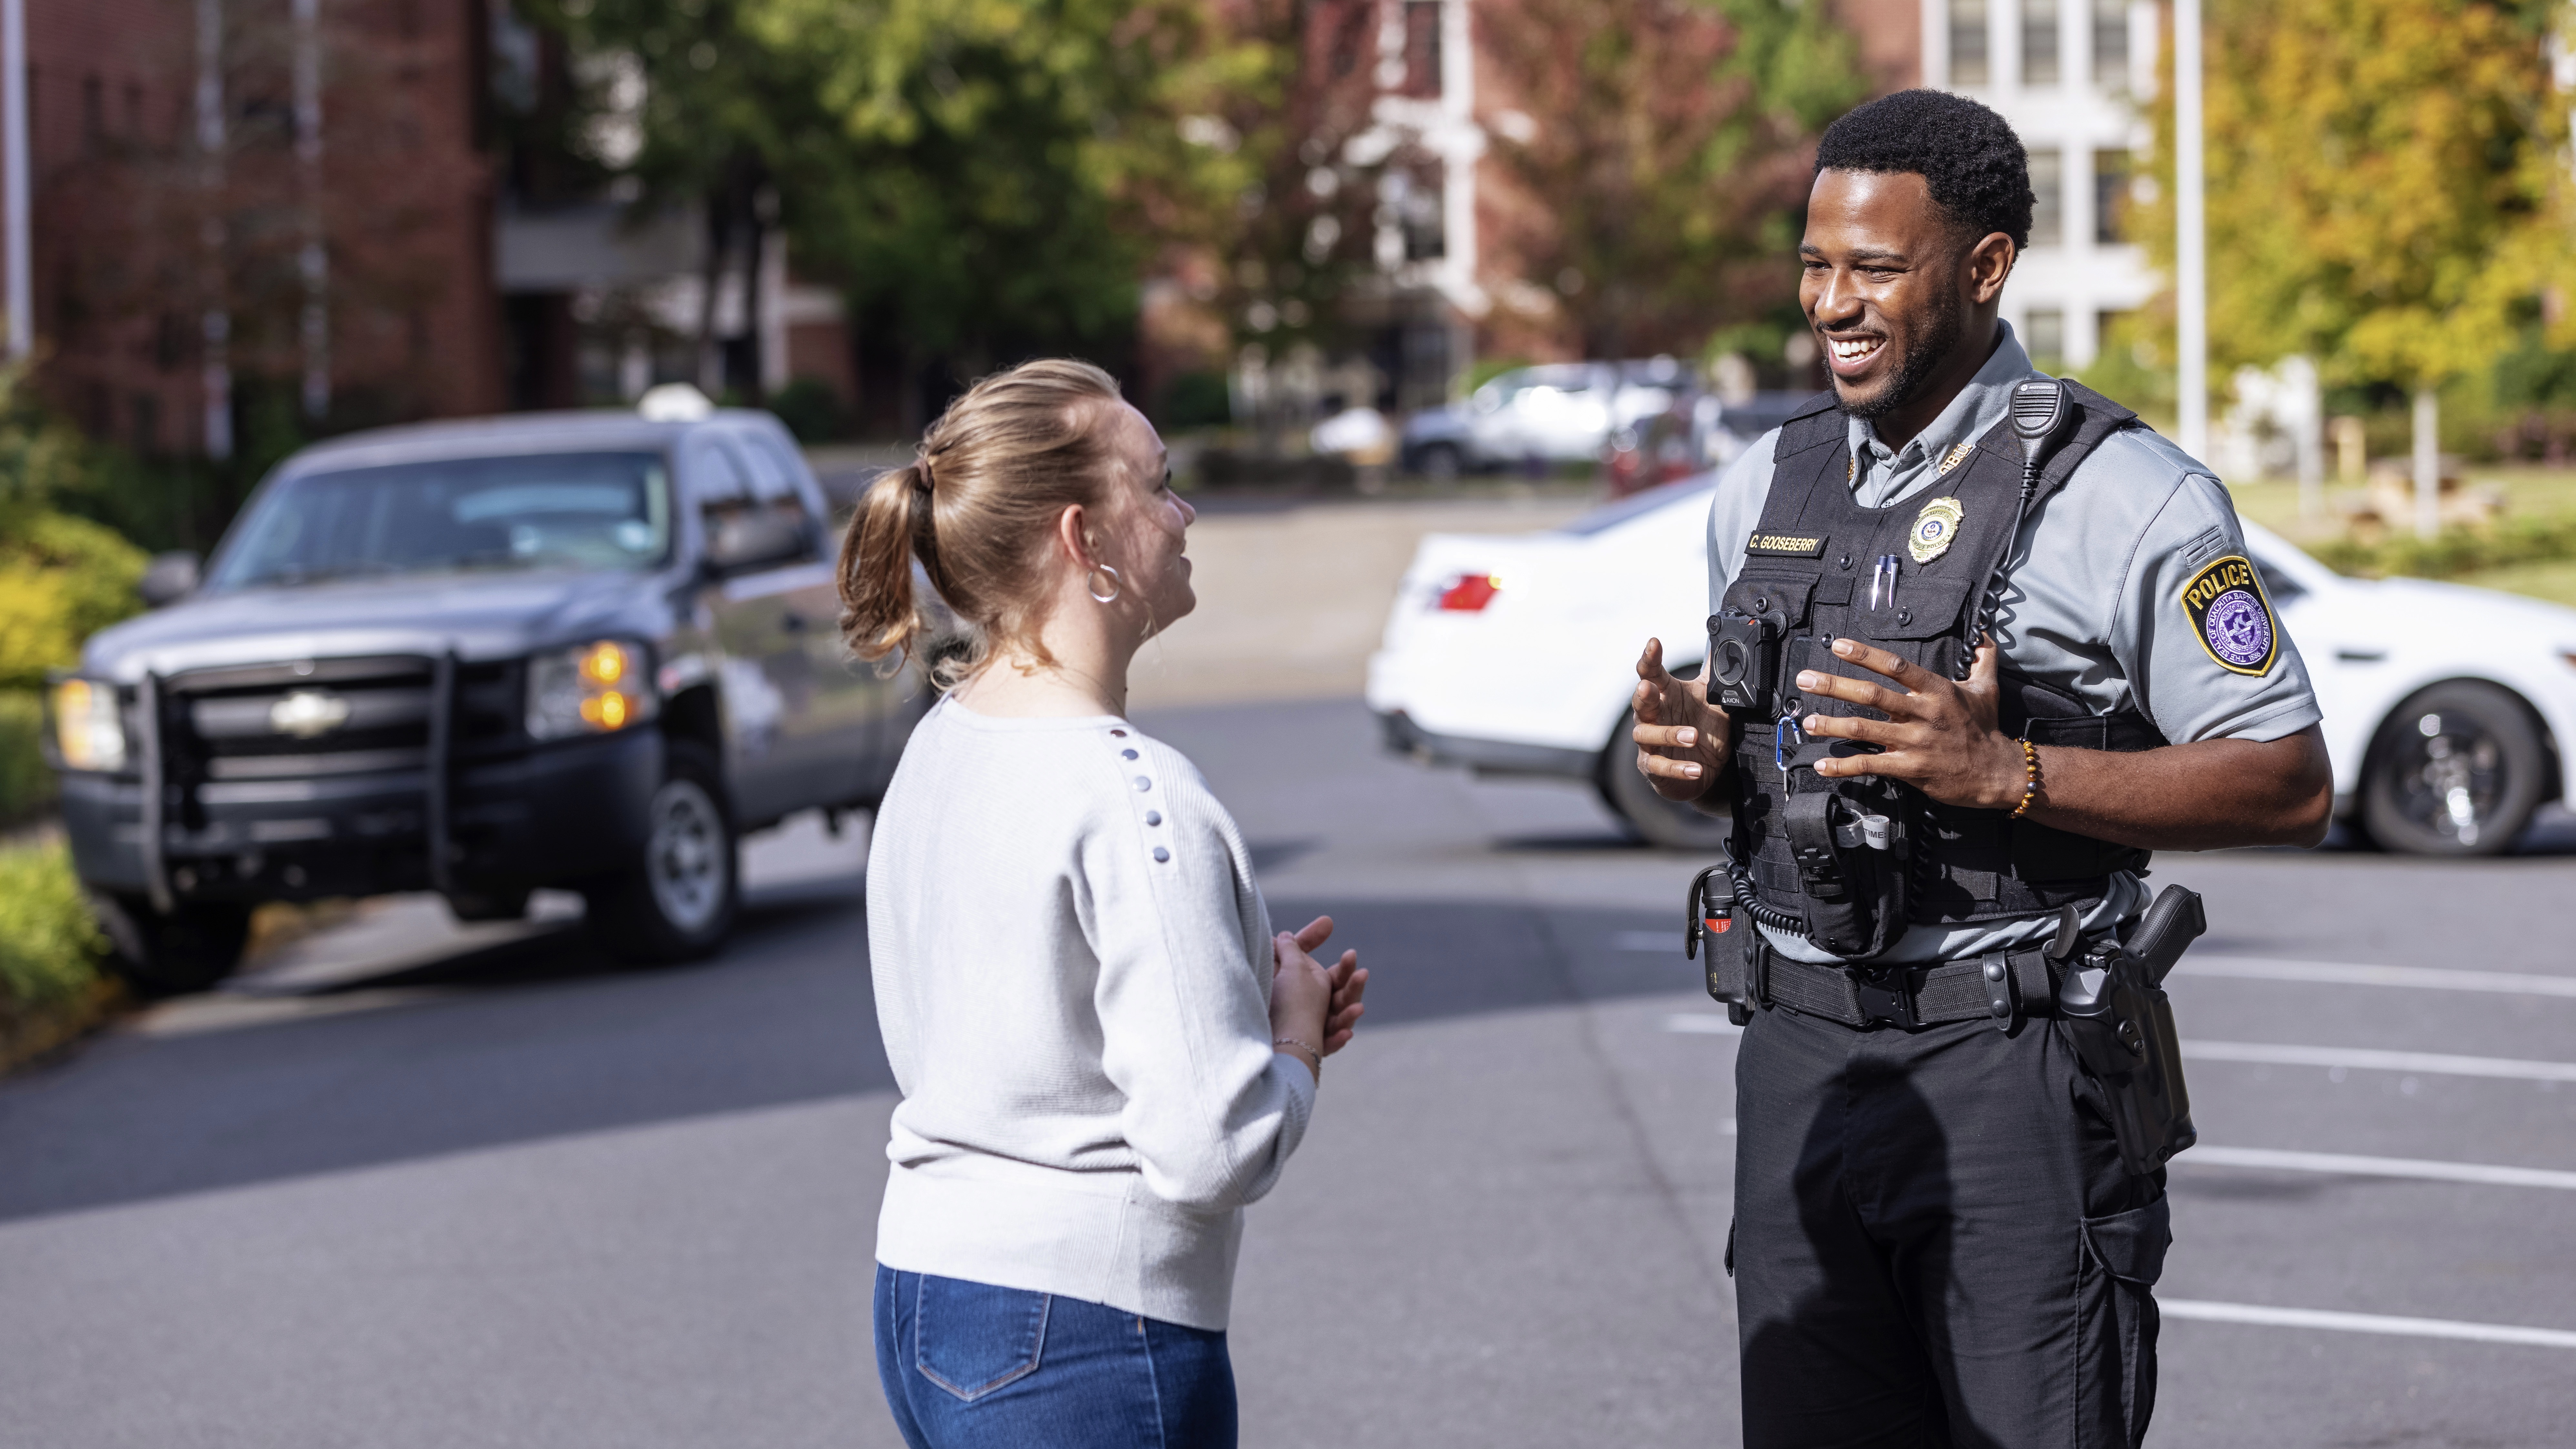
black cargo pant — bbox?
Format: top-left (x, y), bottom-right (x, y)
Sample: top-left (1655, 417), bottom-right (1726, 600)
top-left (1730, 996), bottom-right (2170, 1449)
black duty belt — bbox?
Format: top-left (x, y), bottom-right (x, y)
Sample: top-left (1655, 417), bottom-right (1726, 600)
top-left (1750, 938), bottom-right (2060, 1031)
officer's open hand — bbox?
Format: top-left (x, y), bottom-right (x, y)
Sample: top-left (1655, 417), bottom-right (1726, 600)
top-left (1631, 637), bottom-right (1733, 803)
top-left (1795, 637), bottom-right (2030, 811)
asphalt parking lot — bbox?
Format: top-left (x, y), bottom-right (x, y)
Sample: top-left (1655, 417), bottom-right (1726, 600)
top-left (3, 495), bottom-right (2572, 1447)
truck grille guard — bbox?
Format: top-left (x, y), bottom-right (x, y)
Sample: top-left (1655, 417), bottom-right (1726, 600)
top-left (137, 647), bottom-right (467, 910)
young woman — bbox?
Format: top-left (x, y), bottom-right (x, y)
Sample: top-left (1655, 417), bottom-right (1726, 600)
top-left (838, 359), bottom-right (1366, 1449)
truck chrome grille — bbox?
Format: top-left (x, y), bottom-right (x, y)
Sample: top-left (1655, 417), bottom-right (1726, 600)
top-left (165, 655), bottom-right (519, 782)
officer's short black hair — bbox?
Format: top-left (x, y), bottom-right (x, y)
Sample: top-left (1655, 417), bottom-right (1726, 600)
top-left (1813, 90), bottom-right (2035, 252)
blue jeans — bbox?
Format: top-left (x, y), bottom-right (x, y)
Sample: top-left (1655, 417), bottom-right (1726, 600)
top-left (873, 1266), bottom-right (1238, 1449)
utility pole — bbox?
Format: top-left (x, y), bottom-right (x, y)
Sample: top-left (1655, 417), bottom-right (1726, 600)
top-left (294, 0), bottom-right (327, 421)
top-left (2, 0), bottom-right (29, 361)
top-left (2175, 0), bottom-right (2208, 464)
top-left (198, 0), bottom-right (233, 460)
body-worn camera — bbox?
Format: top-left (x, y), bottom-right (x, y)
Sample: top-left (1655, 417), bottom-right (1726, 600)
top-left (1708, 608), bottom-right (1786, 716)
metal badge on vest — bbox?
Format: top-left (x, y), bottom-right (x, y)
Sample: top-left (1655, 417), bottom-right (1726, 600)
top-left (1698, 380), bottom-right (2166, 967)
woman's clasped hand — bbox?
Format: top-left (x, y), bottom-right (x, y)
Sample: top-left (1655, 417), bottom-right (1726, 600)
top-left (1270, 914), bottom-right (1369, 1081)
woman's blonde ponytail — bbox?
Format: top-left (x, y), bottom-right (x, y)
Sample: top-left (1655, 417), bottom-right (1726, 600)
top-left (832, 358), bottom-right (1125, 679)
top-left (837, 461), bottom-right (928, 663)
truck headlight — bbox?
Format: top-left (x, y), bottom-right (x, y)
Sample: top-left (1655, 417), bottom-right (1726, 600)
top-left (51, 678), bottom-right (127, 771)
top-left (527, 640), bottom-right (658, 740)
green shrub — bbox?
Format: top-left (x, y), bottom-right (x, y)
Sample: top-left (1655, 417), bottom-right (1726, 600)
top-left (2310, 512), bottom-right (2576, 581)
top-left (0, 840), bottom-right (106, 1014)
top-left (0, 510), bottom-right (146, 692)
top-left (0, 691), bottom-right (49, 823)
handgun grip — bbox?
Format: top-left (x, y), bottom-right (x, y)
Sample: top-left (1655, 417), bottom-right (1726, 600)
top-left (2126, 884), bottom-right (2206, 986)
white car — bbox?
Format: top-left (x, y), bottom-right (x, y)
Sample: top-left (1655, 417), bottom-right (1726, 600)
top-left (1366, 475), bottom-right (2576, 856)
top-left (1400, 360), bottom-right (1690, 477)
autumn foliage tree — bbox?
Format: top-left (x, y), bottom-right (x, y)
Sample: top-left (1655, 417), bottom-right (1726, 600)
top-left (2142, 0), bottom-right (2576, 471)
top-left (1477, 0), bottom-right (1868, 360)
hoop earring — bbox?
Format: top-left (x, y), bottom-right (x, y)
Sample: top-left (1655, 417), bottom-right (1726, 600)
top-left (1087, 564), bottom-right (1123, 604)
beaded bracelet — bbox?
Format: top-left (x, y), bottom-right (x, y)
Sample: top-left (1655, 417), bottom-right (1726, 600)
top-left (1273, 1037), bottom-right (1323, 1071)
top-left (2009, 739), bottom-right (2044, 819)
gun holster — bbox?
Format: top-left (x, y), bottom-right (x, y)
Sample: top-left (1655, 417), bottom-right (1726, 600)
top-left (2056, 886), bottom-right (2205, 1176)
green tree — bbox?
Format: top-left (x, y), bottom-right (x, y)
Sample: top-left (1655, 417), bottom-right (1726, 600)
top-left (2141, 0), bottom-right (2575, 513)
top-left (527, 0), bottom-right (1273, 424)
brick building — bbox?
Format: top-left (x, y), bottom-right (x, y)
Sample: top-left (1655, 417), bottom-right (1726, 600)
top-left (21, 0), bottom-right (502, 458)
top-left (13, 0), bottom-right (848, 461)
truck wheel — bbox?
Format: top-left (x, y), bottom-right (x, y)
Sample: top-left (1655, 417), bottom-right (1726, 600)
top-left (1415, 442), bottom-right (1463, 481)
top-left (1597, 712), bottom-right (1733, 851)
top-left (90, 893), bottom-right (251, 997)
top-left (586, 741), bottom-right (740, 963)
top-left (2360, 681), bottom-right (2545, 857)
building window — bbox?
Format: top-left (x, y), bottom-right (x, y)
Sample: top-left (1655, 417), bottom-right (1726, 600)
top-left (1950, 0), bottom-right (1990, 86)
top-left (2028, 149), bottom-right (2062, 246)
top-left (1404, 1), bottom-right (1442, 98)
top-left (2091, 0), bottom-right (2130, 87)
top-left (2093, 149), bottom-right (2132, 243)
top-left (1392, 166), bottom-right (1444, 261)
top-left (2025, 309), bottom-right (2066, 363)
top-left (2022, 0), bottom-right (2060, 86)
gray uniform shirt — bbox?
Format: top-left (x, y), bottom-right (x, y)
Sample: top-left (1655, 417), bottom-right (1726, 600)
top-left (1705, 323), bottom-right (2322, 965)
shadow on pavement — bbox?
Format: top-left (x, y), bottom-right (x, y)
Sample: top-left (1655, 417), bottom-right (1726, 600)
top-left (0, 893), bottom-right (887, 1225)
top-left (0, 879), bottom-right (1693, 1225)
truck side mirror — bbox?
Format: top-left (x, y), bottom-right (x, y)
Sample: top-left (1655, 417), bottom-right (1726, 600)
top-left (139, 551), bottom-right (201, 607)
top-left (702, 508), bottom-right (810, 577)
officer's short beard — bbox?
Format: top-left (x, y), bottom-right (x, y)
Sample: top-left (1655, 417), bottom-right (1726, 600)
top-left (1836, 283), bottom-right (1965, 423)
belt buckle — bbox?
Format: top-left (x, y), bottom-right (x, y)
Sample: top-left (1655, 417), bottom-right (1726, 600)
top-left (1853, 969), bottom-right (1918, 1029)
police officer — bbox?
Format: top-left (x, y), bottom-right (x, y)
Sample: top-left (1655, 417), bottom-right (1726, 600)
top-left (1628, 90), bottom-right (2333, 1447)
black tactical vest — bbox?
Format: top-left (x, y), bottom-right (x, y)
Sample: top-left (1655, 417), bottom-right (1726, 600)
top-left (1711, 382), bottom-right (2166, 961)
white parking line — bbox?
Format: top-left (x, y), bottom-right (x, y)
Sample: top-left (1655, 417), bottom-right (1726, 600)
top-left (1623, 940), bottom-right (2576, 999)
top-left (1664, 1014), bottom-right (1742, 1035)
top-left (1663, 1015), bottom-right (2576, 1084)
top-left (2163, 1299), bottom-right (2576, 1350)
top-left (2185, 1039), bottom-right (2576, 1084)
top-left (2174, 955), bottom-right (2576, 999)
top-left (2183, 1146), bottom-right (2576, 1191)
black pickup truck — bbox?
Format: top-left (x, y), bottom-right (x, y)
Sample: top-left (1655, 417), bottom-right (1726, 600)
top-left (46, 402), bottom-right (931, 992)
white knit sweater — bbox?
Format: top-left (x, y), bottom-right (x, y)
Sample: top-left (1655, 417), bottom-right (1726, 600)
top-left (865, 696), bottom-right (1316, 1332)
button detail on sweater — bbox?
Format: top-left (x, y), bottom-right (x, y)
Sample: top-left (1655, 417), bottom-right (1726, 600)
top-left (1152, 847), bottom-right (1170, 863)
top-left (1121, 748), bottom-right (1138, 760)
top-left (1144, 810), bottom-right (1161, 826)
top-left (1134, 776), bottom-right (1152, 792)
top-left (1110, 729), bottom-right (1127, 737)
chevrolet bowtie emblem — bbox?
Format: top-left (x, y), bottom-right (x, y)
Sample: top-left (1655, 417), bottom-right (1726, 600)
top-left (270, 689), bottom-right (352, 738)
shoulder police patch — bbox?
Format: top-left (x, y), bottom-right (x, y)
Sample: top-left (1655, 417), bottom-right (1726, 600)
top-left (2180, 554), bottom-right (2279, 676)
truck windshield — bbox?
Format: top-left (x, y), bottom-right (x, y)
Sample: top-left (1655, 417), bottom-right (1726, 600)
top-left (208, 451), bottom-right (672, 589)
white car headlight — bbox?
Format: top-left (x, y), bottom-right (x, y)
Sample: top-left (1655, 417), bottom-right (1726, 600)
top-left (527, 640), bottom-right (659, 740)
top-left (50, 678), bottom-right (127, 771)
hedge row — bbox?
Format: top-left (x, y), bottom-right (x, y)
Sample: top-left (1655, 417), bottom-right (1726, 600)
top-left (0, 839), bottom-right (119, 1071)
top-left (2307, 513), bottom-right (2576, 582)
